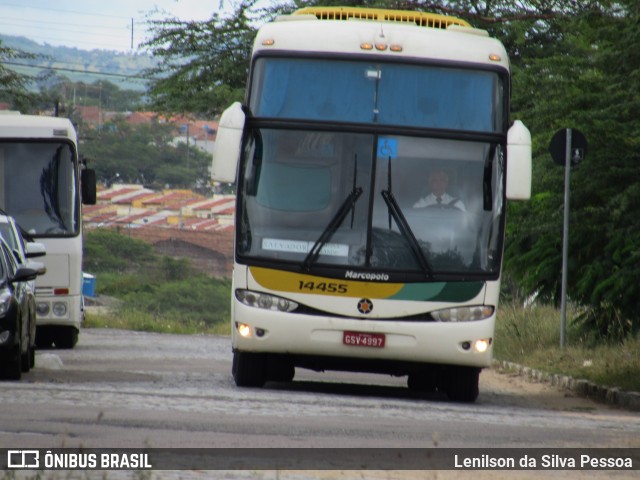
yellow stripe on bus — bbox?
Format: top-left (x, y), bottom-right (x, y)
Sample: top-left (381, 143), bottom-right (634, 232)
top-left (249, 267), bottom-right (404, 298)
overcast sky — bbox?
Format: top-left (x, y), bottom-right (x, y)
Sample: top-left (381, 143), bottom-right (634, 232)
top-left (0, 0), bottom-right (241, 52)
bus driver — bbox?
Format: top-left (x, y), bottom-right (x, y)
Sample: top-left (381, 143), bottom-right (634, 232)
top-left (413, 168), bottom-right (466, 211)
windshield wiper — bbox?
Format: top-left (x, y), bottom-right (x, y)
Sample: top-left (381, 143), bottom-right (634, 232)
top-left (303, 186), bottom-right (362, 271)
top-left (380, 157), bottom-right (433, 278)
top-left (381, 191), bottom-right (433, 278)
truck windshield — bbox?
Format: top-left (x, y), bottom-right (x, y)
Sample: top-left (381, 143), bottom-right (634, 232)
top-left (250, 57), bottom-right (505, 132)
top-left (0, 141), bottom-right (79, 237)
top-left (237, 129), bottom-right (505, 277)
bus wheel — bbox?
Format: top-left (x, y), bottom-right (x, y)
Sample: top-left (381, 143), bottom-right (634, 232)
top-left (407, 369), bottom-right (438, 393)
top-left (443, 366), bottom-right (480, 402)
top-left (232, 351), bottom-right (267, 387)
top-left (35, 327), bottom-right (54, 349)
top-left (267, 354), bottom-right (295, 382)
top-left (54, 327), bottom-right (78, 349)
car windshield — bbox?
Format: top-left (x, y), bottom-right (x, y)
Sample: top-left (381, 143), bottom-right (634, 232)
top-left (0, 222), bottom-right (18, 252)
top-left (0, 249), bottom-right (5, 279)
top-left (237, 129), bottom-right (505, 277)
top-left (0, 141), bottom-right (79, 237)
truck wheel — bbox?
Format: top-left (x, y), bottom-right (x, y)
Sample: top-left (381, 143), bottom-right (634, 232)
top-left (232, 351), bottom-right (267, 387)
top-left (443, 366), bottom-right (480, 402)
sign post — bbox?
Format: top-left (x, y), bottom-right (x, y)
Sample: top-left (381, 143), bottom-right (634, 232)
top-left (549, 128), bottom-right (587, 348)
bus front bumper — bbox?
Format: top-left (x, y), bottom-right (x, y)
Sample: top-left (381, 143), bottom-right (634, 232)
top-left (231, 302), bottom-right (495, 369)
top-left (35, 294), bottom-right (83, 329)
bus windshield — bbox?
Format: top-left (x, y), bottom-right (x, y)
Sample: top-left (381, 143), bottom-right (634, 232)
top-left (237, 129), bottom-right (505, 277)
top-left (250, 57), bottom-right (505, 132)
top-left (0, 141), bottom-right (79, 237)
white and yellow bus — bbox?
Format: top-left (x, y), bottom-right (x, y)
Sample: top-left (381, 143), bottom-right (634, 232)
top-left (213, 7), bottom-right (531, 401)
top-left (0, 113), bottom-right (96, 349)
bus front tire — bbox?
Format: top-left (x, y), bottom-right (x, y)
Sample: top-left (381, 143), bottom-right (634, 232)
top-left (54, 327), bottom-right (79, 349)
top-left (267, 354), bottom-right (295, 382)
top-left (443, 366), bottom-right (480, 402)
top-left (232, 351), bottom-right (267, 387)
top-left (35, 327), bottom-right (54, 349)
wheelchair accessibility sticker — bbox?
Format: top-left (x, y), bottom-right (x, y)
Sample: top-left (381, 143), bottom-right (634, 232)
top-left (377, 137), bottom-right (398, 159)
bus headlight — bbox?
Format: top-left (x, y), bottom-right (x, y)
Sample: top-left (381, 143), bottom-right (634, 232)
top-left (474, 338), bottom-right (491, 353)
top-left (236, 290), bottom-right (298, 313)
top-left (431, 305), bottom-right (494, 322)
top-left (235, 323), bottom-right (266, 338)
top-left (36, 302), bottom-right (50, 317)
top-left (52, 301), bottom-right (68, 317)
top-left (237, 323), bottom-right (252, 337)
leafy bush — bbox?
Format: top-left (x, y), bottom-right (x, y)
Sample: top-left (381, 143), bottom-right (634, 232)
top-left (83, 229), bottom-right (156, 273)
top-left (83, 228), bottom-right (231, 331)
top-left (495, 302), bottom-right (640, 392)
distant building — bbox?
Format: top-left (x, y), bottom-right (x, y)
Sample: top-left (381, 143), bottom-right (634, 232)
top-left (73, 107), bottom-right (219, 156)
top-left (84, 184), bottom-right (235, 277)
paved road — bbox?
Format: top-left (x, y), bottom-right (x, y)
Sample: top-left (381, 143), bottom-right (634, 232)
top-left (0, 328), bottom-right (638, 478)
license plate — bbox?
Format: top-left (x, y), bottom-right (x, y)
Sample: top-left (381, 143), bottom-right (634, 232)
top-left (343, 331), bottom-right (386, 348)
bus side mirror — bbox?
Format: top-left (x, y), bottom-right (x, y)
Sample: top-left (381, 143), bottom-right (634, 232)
top-left (506, 120), bottom-right (532, 200)
top-left (212, 102), bottom-right (245, 184)
top-left (81, 168), bottom-right (97, 205)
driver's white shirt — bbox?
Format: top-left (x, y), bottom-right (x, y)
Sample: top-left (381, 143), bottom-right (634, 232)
top-left (413, 193), bottom-right (466, 211)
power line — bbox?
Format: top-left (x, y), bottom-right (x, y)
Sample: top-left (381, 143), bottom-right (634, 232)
top-left (0, 17), bottom-right (139, 38)
top-left (1, 22), bottom-right (135, 43)
top-left (0, 1), bottom-right (132, 20)
top-left (2, 32), bottom-right (140, 50)
top-left (0, 2), bottom-right (146, 51)
top-left (4, 61), bottom-right (149, 82)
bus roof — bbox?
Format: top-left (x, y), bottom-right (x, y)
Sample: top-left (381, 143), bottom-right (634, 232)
top-left (0, 113), bottom-right (77, 142)
top-left (255, 8), bottom-right (509, 71)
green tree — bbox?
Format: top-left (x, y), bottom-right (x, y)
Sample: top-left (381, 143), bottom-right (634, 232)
top-left (141, 0), bottom-right (262, 116)
top-left (83, 229), bottom-right (156, 273)
top-left (81, 116), bottom-right (211, 189)
top-left (65, 79), bottom-right (143, 111)
top-left (502, 2), bottom-right (640, 338)
top-left (0, 40), bottom-right (39, 109)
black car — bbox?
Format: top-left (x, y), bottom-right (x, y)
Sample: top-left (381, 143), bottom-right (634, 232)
top-left (0, 238), bottom-right (39, 380)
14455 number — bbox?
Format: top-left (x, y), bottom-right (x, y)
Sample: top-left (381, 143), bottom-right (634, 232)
top-left (298, 281), bottom-right (348, 294)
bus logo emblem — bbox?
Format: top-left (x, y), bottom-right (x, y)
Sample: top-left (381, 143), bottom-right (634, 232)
top-left (357, 298), bottom-right (373, 314)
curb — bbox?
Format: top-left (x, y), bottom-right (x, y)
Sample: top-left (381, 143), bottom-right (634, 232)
top-left (494, 360), bottom-right (640, 412)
